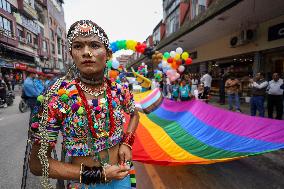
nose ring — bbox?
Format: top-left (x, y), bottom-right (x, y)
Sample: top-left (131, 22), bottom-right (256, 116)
top-left (88, 51), bottom-right (93, 57)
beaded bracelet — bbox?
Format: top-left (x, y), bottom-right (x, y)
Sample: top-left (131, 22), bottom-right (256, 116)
top-left (121, 132), bottom-right (136, 148)
top-left (79, 163), bottom-right (106, 185)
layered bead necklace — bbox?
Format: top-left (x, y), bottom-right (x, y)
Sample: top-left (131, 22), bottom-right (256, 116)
top-left (75, 78), bottom-right (116, 166)
top-left (75, 78), bottom-right (115, 139)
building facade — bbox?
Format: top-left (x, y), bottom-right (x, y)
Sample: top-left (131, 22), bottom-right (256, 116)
top-left (128, 0), bottom-right (284, 97)
top-left (0, 0), bottom-right (67, 79)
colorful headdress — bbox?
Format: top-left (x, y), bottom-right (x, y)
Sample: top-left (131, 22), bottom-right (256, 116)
top-left (67, 20), bottom-right (110, 51)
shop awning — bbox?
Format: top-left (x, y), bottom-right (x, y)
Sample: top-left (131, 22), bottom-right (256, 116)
top-left (0, 59), bottom-right (15, 69)
top-left (3, 44), bottom-right (35, 57)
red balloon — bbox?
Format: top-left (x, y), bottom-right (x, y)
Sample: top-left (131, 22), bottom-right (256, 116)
top-left (167, 57), bottom-right (174, 63)
top-left (185, 58), bottom-right (192, 65)
top-left (176, 60), bottom-right (182, 65)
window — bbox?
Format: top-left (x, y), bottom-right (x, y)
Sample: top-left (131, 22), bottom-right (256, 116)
top-left (153, 29), bottom-right (160, 44)
top-left (57, 38), bottom-right (62, 55)
top-left (24, 0), bottom-right (32, 6)
top-left (50, 29), bottom-right (54, 41)
top-left (0, 16), bottom-right (3, 29)
top-left (0, 0), bottom-right (11, 13)
top-left (26, 33), bottom-right (32, 43)
top-left (191, 0), bottom-right (206, 19)
top-left (0, 16), bottom-right (13, 37)
top-left (42, 40), bottom-right (47, 52)
top-left (33, 36), bottom-right (38, 46)
top-left (51, 43), bottom-right (55, 54)
top-left (166, 9), bottom-right (179, 37)
top-left (49, 18), bottom-right (52, 26)
top-left (17, 28), bottom-right (24, 37)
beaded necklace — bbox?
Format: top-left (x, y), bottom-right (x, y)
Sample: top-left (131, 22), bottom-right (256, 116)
top-left (76, 79), bottom-right (116, 166)
top-left (75, 78), bottom-right (115, 139)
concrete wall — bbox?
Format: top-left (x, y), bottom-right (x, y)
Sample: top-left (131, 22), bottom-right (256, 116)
top-left (192, 15), bottom-right (284, 63)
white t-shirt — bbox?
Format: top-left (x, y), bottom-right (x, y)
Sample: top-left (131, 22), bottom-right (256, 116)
top-left (267, 79), bottom-right (283, 95)
top-left (200, 74), bottom-right (212, 88)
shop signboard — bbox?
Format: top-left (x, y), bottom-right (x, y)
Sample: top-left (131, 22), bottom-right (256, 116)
top-left (52, 69), bottom-right (61, 74)
top-left (42, 68), bottom-right (53, 73)
top-left (0, 59), bottom-right (6, 67)
top-left (15, 63), bottom-right (27, 70)
top-left (26, 66), bottom-right (37, 73)
top-left (0, 59), bottom-right (14, 68)
top-left (268, 22), bottom-right (284, 41)
top-left (4, 63), bottom-right (14, 69)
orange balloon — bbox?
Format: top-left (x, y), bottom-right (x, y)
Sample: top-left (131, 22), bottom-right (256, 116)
top-left (109, 70), bottom-right (119, 79)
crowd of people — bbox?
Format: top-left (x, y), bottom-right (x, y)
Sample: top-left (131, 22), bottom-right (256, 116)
top-left (152, 71), bottom-right (212, 103)
top-left (151, 70), bottom-right (283, 120)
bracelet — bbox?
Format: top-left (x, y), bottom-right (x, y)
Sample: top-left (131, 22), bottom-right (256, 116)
top-left (79, 163), bottom-right (83, 184)
top-left (79, 164), bottom-right (105, 185)
top-left (121, 132), bottom-right (136, 148)
top-left (121, 142), bottom-right (133, 150)
top-left (102, 166), bottom-right (111, 183)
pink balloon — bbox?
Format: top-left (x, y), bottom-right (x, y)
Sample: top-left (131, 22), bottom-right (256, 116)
top-left (176, 73), bottom-right (180, 78)
top-left (166, 70), bottom-right (172, 76)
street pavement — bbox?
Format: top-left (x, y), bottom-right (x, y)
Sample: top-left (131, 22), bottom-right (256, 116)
top-left (0, 94), bottom-right (284, 189)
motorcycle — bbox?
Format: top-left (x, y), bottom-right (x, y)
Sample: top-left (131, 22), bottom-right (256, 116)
top-left (0, 91), bottom-right (14, 108)
top-left (19, 90), bottom-right (29, 113)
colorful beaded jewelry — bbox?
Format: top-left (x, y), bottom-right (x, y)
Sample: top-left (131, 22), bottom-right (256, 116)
top-left (67, 20), bottom-right (110, 51)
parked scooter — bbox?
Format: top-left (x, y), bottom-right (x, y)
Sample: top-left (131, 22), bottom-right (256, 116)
top-left (19, 90), bottom-right (29, 113)
top-left (0, 77), bottom-right (14, 108)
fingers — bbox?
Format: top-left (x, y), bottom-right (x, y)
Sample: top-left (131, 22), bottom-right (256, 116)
top-left (119, 150), bottom-right (125, 165)
top-left (116, 170), bottom-right (129, 180)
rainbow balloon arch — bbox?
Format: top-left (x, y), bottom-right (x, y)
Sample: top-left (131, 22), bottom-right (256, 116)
top-left (108, 40), bottom-right (192, 82)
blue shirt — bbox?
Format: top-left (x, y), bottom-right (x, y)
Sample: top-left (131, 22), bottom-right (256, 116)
top-left (180, 85), bottom-right (190, 98)
top-left (172, 85), bottom-right (179, 97)
top-left (24, 77), bottom-right (41, 97)
top-left (34, 78), bottom-right (45, 94)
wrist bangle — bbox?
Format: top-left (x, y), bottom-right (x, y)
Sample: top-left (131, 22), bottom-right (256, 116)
top-left (122, 142), bottom-right (132, 150)
top-left (79, 163), bottom-right (84, 184)
top-left (80, 164), bottom-right (104, 185)
top-left (121, 131), bottom-right (135, 148)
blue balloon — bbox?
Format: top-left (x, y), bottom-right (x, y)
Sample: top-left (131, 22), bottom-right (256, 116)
top-left (110, 42), bottom-right (118, 53)
top-left (112, 59), bottom-right (120, 69)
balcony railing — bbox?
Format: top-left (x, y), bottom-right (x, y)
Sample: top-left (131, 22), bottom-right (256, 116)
top-left (23, 1), bottom-right (38, 19)
top-left (0, 27), bottom-right (16, 39)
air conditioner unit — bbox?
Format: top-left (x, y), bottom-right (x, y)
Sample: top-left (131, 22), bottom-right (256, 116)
top-left (230, 29), bottom-right (256, 48)
top-left (153, 40), bottom-right (159, 46)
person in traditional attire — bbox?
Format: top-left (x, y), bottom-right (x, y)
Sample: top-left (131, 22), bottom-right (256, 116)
top-left (28, 20), bottom-right (140, 189)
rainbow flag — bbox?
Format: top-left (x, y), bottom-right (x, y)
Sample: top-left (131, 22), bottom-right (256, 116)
top-left (128, 90), bottom-right (284, 166)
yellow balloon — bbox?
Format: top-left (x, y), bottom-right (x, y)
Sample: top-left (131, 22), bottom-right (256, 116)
top-left (174, 54), bottom-right (181, 61)
top-left (130, 41), bottom-right (137, 51)
top-left (181, 52), bottom-right (189, 60)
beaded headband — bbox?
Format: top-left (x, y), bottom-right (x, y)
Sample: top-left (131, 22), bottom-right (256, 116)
top-left (67, 20), bottom-right (110, 51)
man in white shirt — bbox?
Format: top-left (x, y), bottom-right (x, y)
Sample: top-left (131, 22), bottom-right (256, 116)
top-left (200, 71), bottom-right (212, 96)
top-left (267, 73), bottom-right (283, 120)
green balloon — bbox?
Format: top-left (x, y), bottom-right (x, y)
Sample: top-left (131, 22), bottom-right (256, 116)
top-left (163, 52), bottom-right (170, 59)
top-left (121, 40), bottom-right (127, 49)
top-left (107, 60), bottom-right (112, 68)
